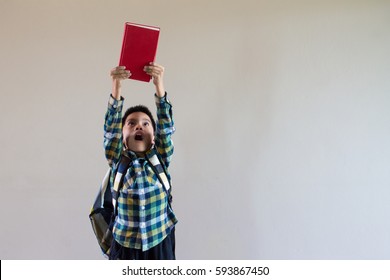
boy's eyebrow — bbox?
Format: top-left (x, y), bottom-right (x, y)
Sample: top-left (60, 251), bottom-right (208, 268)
top-left (126, 118), bottom-right (151, 123)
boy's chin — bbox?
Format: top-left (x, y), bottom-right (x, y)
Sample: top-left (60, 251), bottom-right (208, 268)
top-left (126, 142), bottom-right (152, 154)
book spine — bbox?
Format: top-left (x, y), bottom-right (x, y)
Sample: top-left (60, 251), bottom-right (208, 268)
top-left (119, 24), bottom-right (128, 66)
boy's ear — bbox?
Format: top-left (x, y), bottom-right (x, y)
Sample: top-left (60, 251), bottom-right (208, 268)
top-left (123, 139), bottom-right (128, 150)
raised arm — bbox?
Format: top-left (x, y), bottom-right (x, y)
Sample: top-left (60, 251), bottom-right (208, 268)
top-left (103, 66), bottom-right (131, 166)
top-left (144, 63), bottom-right (175, 167)
top-left (111, 66), bottom-right (131, 100)
top-left (144, 62), bottom-right (165, 98)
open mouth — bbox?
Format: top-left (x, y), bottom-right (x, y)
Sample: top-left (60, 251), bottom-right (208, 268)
top-left (134, 134), bottom-right (144, 141)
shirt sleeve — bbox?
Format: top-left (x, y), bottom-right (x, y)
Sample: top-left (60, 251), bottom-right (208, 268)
top-left (154, 93), bottom-right (175, 168)
top-left (104, 94), bottom-right (124, 166)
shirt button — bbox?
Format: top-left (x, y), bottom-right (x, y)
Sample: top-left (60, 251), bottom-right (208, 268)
top-left (139, 190), bottom-right (144, 195)
top-left (141, 205), bottom-right (145, 210)
top-left (140, 222), bottom-right (146, 228)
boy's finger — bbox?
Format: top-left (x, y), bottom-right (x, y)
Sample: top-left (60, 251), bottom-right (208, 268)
top-left (147, 62), bottom-right (163, 69)
top-left (114, 69), bottom-right (130, 75)
top-left (143, 66), bottom-right (152, 73)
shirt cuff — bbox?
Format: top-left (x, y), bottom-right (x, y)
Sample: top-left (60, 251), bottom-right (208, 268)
top-left (108, 94), bottom-right (124, 111)
top-left (155, 92), bottom-right (171, 106)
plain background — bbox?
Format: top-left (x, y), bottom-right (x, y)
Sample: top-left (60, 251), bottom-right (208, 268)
top-left (0, 0), bottom-right (389, 260)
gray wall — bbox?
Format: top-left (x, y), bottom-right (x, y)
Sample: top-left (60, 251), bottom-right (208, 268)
top-left (1, 0), bottom-right (389, 259)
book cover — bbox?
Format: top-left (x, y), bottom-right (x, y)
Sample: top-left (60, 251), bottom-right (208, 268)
top-left (119, 22), bottom-right (160, 82)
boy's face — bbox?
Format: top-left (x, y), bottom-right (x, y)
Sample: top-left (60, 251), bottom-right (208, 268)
top-left (122, 112), bottom-right (155, 154)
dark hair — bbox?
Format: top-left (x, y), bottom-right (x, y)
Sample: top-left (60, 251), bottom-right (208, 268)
top-left (122, 105), bottom-right (156, 132)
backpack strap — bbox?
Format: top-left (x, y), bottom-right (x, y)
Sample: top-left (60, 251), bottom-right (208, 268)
top-left (147, 153), bottom-right (172, 204)
top-left (112, 154), bottom-right (131, 214)
top-left (92, 168), bottom-right (112, 211)
top-left (147, 153), bottom-right (171, 192)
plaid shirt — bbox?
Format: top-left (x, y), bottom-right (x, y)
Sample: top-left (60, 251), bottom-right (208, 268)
top-left (104, 93), bottom-right (178, 251)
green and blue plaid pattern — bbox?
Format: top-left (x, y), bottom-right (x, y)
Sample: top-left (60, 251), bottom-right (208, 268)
top-left (104, 94), bottom-right (178, 251)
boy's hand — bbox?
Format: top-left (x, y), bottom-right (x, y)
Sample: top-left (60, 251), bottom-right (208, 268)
top-left (144, 62), bottom-right (165, 97)
top-left (111, 66), bottom-right (131, 80)
top-left (110, 66), bottom-right (131, 100)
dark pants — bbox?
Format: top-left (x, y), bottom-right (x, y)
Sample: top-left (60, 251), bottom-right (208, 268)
top-left (109, 228), bottom-right (176, 260)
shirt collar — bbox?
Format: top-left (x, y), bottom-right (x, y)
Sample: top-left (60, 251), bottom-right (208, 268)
top-left (123, 145), bottom-right (156, 160)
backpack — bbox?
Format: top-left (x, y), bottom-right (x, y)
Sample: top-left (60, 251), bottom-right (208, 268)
top-left (89, 155), bottom-right (131, 258)
top-left (89, 153), bottom-right (172, 258)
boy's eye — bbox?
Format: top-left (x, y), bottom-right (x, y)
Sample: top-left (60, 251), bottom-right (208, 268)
top-left (144, 122), bottom-right (150, 126)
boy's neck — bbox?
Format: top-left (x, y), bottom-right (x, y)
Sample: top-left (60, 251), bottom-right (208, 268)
top-left (124, 145), bottom-right (155, 159)
top-left (135, 152), bottom-right (146, 158)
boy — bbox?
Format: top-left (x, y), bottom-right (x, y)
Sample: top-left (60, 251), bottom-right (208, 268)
top-left (104, 63), bottom-right (178, 260)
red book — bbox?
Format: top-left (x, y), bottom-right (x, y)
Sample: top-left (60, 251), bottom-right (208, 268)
top-left (119, 22), bottom-right (160, 82)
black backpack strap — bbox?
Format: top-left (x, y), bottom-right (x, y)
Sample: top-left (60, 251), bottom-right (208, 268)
top-left (112, 154), bottom-right (131, 215)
